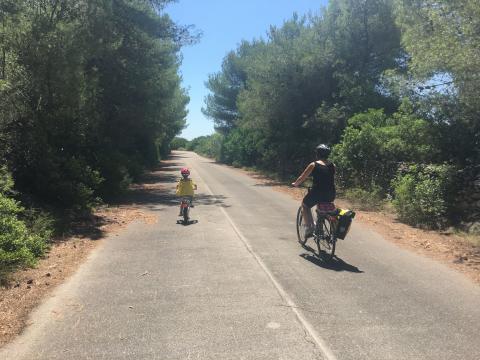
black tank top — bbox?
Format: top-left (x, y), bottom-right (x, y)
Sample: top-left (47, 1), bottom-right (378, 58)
top-left (311, 161), bottom-right (336, 202)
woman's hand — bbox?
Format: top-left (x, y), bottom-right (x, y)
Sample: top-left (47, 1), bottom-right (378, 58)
top-left (291, 182), bottom-right (298, 187)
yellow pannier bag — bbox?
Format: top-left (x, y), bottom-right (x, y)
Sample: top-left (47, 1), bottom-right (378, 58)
top-left (336, 209), bottom-right (356, 240)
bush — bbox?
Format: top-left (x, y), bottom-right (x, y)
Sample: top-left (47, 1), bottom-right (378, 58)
top-left (0, 167), bottom-right (52, 281)
top-left (221, 127), bottom-right (262, 166)
top-left (332, 102), bottom-right (438, 193)
top-left (170, 137), bottom-right (189, 150)
top-left (0, 194), bottom-right (51, 280)
top-left (188, 134), bottom-right (224, 160)
top-left (0, 166), bottom-right (14, 194)
top-left (392, 164), bottom-right (455, 229)
top-left (344, 186), bottom-right (385, 210)
top-left (27, 156), bottom-right (103, 213)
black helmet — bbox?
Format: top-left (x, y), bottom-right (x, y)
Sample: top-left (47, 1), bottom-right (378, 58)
top-left (315, 144), bottom-right (331, 159)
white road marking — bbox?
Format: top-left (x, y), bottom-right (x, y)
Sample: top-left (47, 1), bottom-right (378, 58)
top-left (197, 167), bottom-right (338, 360)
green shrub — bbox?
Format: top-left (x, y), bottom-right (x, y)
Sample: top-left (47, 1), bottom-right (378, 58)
top-left (0, 166), bottom-right (14, 194)
top-left (170, 137), bottom-right (189, 150)
top-left (188, 134), bottom-right (224, 160)
top-left (0, 194), bottom-right (50, 280)
top-left (332, 102), bottom-right (438, 193)
top-left (392, 164), bottom-right (455, 229)
top-left (344, 186), bottom-right (385, 210)
top-left (0, 167), bottom-right (53, 281)
top-left (31, 156), bottom-right (103, 212)
top-left (221, 128), bottom-right (262, 166)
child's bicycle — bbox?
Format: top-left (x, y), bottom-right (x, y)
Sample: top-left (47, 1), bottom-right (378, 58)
top-left (178, 197), bottom-right (192, 225)
top-left (296, 188), bottom-right (339, 261)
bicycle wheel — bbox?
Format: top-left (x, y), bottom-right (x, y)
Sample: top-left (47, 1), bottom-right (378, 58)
top-left (296, 207), bottom-right (308, 246)
top-left (182, 207), bottom-right (189, 224)
top-left (316, 216), bottom-right (336, 260)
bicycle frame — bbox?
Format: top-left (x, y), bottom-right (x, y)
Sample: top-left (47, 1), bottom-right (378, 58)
top-left (180, 198), bottom-right (190, 209)
top-left (179, 197), bottom-right (191, 224)
top-left (295, 185), bottom-right (338, 260)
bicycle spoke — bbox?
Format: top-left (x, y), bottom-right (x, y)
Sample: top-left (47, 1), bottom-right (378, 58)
top-left (316, 216), bottom-right (336, 260)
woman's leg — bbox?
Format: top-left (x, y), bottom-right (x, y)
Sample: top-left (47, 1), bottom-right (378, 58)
top-left (302, 202), bottom-right (314, 228)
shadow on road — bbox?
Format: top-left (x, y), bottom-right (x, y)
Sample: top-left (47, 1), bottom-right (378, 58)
top-left (64, 216), bottom-right (110, 241)
top-left (169, 153), bottom-right (188, 160)
top-left (176, 219), bottom-right (199, 226)
top-left (299, 252), bottom-right (363, 273)
top-left (50, 153), bottom-right (226, 248)
top-left (111, 156), bottom-right (229, 211)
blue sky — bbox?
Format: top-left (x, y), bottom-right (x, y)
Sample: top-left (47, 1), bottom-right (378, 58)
top-left (165, 0), bottom-right (329, 140)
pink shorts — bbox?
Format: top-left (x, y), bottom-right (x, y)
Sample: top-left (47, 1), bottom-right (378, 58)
top-left (316, 202), bottom-right (336, 214)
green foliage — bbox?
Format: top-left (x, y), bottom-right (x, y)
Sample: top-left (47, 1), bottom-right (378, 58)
top-left (0, 0), bottom-right (190, 211)
top-left (0, 193), bottom-right (50, 280)
top-left (221, 127), bottom-right (264, 167)
top-left (394, 0), bottom-right (480, 166)
top-left (344, 186), bottom-right (385, 211)
top-left (0, 170), bottom-right (52, 281)
top-left (332, 102), bottom-right (437, 192)
top-left (392, 164), bottom-right (455, 229)
top-left (188, 134), bottom-right (224, 160)
top-left (202, 43), bottom-right (251, 134)
top-left (170, 137), bottom-right (189, 150)
top-left (0, 166), bottom-right (14, 194)
top-left (0, 0), bottom-right (191, 278)
top-left (203, 2), bottom-right (402, 178)
top-left (395, 0), bottom-right (480, 86)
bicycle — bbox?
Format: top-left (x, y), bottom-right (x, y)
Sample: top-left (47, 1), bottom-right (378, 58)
top-left (296, 189), bottom-right (338, 261)
top-left (179, 197), bottom-right (192, 225)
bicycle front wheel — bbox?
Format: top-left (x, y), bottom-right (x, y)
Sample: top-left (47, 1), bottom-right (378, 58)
top-left (182, 207), bottom-right (189, 224)
top-left (316, 217), bottom-right (336, 260)
top-left (296, 207), bottom-right (308, 246)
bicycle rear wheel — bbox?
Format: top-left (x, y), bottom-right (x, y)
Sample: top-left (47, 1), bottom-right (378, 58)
top-left (316, 216), bottom-right (336, 260)
top-left (296, 207), bottom-right (308, 246)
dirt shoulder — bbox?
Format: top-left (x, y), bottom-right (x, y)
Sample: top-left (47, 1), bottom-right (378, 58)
top-left (240, 168), bottom-right (480, 285)
top-left (0, 168), bottom-right (163, 348)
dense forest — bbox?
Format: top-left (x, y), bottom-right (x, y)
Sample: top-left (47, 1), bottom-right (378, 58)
top-left (185, 0), bottom-right (479, 232)
top-left (0, 0), bottom-right (191, 277)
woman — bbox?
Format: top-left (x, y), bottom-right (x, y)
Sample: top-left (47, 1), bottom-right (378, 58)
top-left (292, 144), bottom-right (336, 237)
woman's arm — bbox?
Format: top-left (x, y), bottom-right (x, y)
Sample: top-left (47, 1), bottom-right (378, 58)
top-left (292, 162), bottom-right (315, 187)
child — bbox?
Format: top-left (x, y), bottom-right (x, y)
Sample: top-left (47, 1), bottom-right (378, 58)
top-left (175, 167), bottom-right (197, 216)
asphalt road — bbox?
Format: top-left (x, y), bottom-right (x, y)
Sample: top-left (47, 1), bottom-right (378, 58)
top-left (2, 151), bottom-right (480, 360)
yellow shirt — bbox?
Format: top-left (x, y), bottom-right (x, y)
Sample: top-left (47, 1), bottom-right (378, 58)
top-left (176, 178), bottom-right (196, 196)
